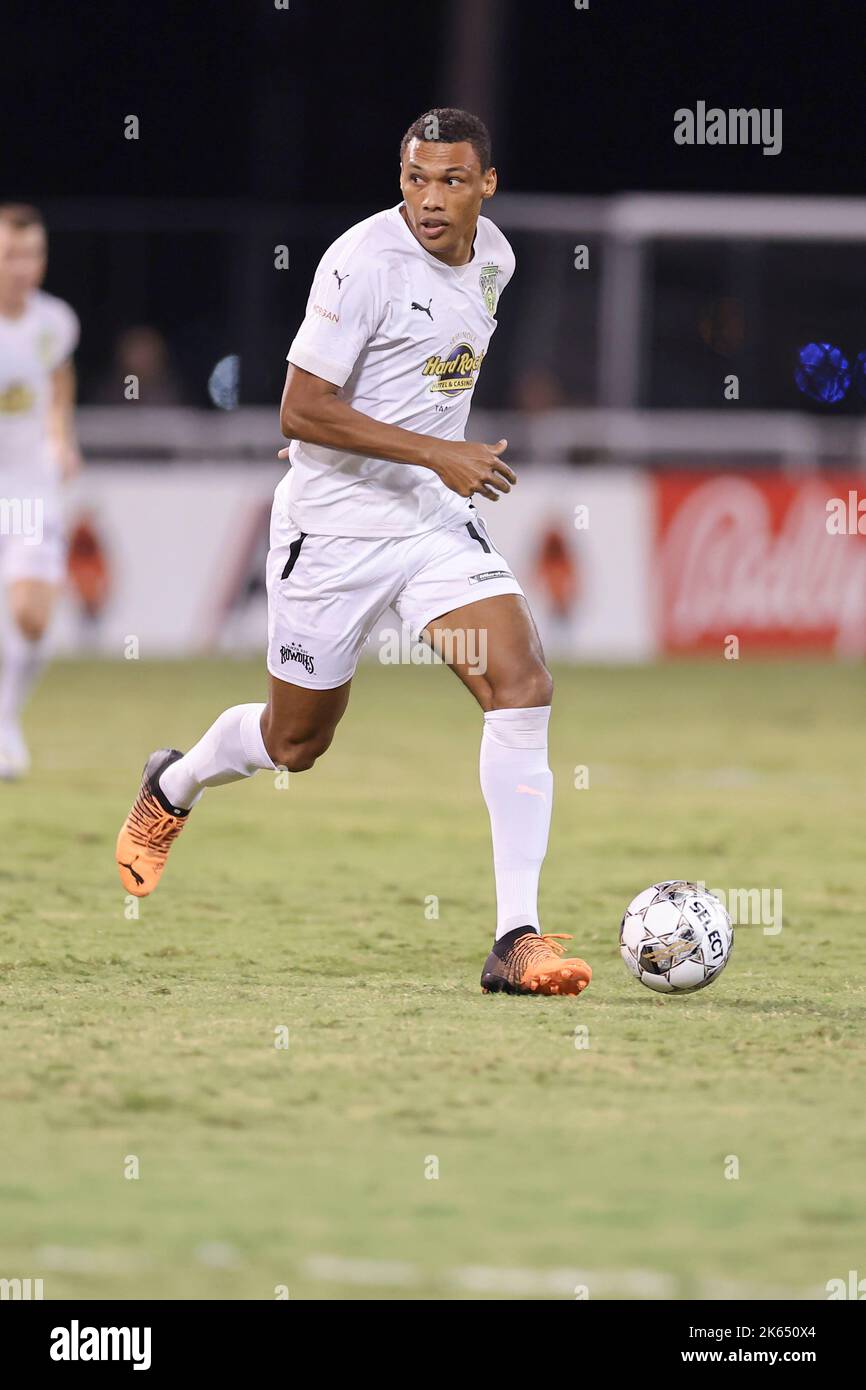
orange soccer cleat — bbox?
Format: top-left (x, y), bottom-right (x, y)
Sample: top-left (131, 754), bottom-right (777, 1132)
top-left (480, 929), bottom-right (592, 997)
top-left (115, 749), bottom-right (191, 897)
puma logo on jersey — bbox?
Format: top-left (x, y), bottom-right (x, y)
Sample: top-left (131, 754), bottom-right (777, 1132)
top-left (411, 298), bottom-right (433, 320)
top-left (333, 269), bottom-right (349, 289)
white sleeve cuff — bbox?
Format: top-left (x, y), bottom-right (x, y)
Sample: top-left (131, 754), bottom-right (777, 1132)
top-left (286, 343), bottom-right (353, 388)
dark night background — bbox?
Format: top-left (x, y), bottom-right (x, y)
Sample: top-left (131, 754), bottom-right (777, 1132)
top-left (6, 0), bottom-right (863, 199)
top-left (4, 0), bottom-right (865, 411)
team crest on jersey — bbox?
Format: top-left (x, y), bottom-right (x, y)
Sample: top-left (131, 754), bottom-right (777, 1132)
top-left (38, 330), bottom-right (56, 367)
top-left (479, 263), bottom-right (501, 315)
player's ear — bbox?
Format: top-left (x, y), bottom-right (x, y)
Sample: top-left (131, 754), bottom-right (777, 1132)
top-left (482, 167), bottom-right (498, 199)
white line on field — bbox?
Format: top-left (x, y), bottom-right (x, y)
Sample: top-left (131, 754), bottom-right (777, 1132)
top-left (302, 1254), bottom-right (823, 1300)
top-left (35, 1245), bottom-right (152, 1274)
top-left (304, 1255), bottom-right (423, 1287)
top-left (30, 1245), bottom-right (824, 1299)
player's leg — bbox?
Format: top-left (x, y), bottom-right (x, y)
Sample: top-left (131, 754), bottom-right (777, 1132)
top-left (115, 516), bottom-right (395, 898)
top-left (423, 590), bottom-right (590, 996)
top-left (423, 593), bottom-right (555, 933)
top-left (0, 578), bottom-right (57, 778)
top-left (115, 675), bottom-right (353, 898)
top-left (260, 670), bottom-right (352, 771)
top-left (162, 674), bottom-right (352, 804)
top-left (423, 589), bottom-right (550, 712)
top-left (395, 511), bottom-right (592, 996)
top-left (0, 486), bottom-right (67, 778)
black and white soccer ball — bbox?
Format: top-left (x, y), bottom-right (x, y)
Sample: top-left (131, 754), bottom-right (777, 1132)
top-left (619, 881), bottom-right (734, 994)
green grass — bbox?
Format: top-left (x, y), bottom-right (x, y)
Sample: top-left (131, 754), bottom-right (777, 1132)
top-left (0, 656), bottom-right (864, 1300)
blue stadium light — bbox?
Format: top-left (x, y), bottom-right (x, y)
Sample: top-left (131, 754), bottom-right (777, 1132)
top-left (794, 342), bottom-right (850, 404)
top-left (852, 350), bottom-right (866, 401)
top-left (208, 354), bottom-right (241, 410)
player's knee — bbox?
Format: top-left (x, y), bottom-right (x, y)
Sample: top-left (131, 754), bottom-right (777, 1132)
top-left (489, 664), bottom-right (553, 710)
top-left (264, 724), bottom-right (335, 773)
top-left (13, 611), bottom-right (48, 643)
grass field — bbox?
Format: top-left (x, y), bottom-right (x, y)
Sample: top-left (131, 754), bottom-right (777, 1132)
top-left (0, 655), bottom-right (864, 1301)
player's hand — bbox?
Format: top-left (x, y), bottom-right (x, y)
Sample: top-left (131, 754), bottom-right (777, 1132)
top-left (427, 439), bottom-right (515, 501)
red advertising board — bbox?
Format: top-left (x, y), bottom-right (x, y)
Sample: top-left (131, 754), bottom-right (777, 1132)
top-left (655, 474), bottom-right (866, 655)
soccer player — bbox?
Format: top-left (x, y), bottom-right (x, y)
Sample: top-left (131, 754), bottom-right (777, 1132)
top-left (0, 205), bottom-right (80, 778)
top-left (116, 109), bottom-right (591, 997)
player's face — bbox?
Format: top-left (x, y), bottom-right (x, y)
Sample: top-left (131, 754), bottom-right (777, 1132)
top-left (0, 224), bottom-right (47, 307)
top-left (399, 139), bottom-right (496, 263)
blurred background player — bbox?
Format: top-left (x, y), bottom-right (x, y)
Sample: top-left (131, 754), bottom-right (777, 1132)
top-left (0, 205), bottom-right (80, 778)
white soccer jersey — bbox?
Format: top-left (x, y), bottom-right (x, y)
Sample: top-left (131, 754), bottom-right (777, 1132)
top-left (0, 290), bottom-right (79, 487)
top-left (283, 202), bottom-right (516, 537)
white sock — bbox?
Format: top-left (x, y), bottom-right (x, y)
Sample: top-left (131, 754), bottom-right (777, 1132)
top-left (479, 705), bottom-right (553, 941)
top-left (0, 624), bottom-right (50, 731)
top-left (159, 702), bottom-right (275, 810)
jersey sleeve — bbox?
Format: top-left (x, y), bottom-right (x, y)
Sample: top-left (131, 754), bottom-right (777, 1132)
top-left (497, 234), bottom-right (517, 297)
top-left (45, 297), bottom-right (80, 368)
top-left (286, 250), bottom-right (387, 388)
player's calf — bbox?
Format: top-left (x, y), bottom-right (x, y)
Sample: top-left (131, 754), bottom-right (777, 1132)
top-left (260, 680), bottom-right (349, 773)
top-left (260, 724), bottom-right (336, 772)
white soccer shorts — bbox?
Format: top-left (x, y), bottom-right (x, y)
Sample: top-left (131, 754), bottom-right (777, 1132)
top-left (0, 487), bottom-right (66, 586)
top-left (266, 503), bottom-right (525, 689)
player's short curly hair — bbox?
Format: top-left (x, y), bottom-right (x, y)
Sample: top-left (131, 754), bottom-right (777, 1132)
top-left (399, 108), bottom-right (492, 172)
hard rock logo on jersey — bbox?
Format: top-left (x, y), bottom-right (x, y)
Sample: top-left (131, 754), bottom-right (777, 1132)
top-left (479, 263), bottom-right (501, 315)
top-left (421, 343), bottom-right (486, 394)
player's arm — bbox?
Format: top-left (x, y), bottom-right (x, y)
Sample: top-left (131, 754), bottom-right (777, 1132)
top-left (49, 357), bottom-right (82, 481)
top-left (279, 364), bottom-right (515, 501)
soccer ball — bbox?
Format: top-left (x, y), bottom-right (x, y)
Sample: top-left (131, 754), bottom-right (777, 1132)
top-left (619, 881), bottom-right (733, 994)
